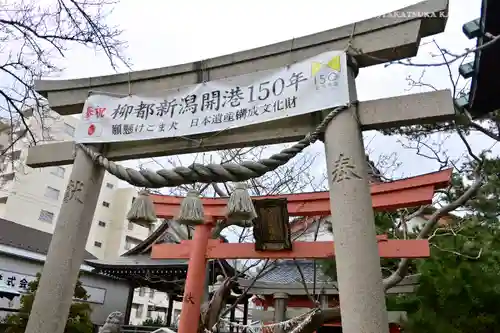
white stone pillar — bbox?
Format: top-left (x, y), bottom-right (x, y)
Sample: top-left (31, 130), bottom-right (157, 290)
top-left (273, 292), bottom-right (288, 333)
top-left (319, 294), bottom-right (329, 309)
top-left (24, 145), bottom-right (105, 333)
top-left (323, 57), bottom-right (388, 333)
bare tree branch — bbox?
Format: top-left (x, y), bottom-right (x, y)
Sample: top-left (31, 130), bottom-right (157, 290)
top-left (0, 0), bottom-right (128, 150)
top-left (383, 169), bottom-right (483, 290)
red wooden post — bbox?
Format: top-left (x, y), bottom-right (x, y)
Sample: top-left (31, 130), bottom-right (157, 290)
top-left (177, 221), bottom-right (213, 333)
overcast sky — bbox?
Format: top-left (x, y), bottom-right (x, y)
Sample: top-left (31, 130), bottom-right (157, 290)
top-left (49, 0), bottom-right (497, 189)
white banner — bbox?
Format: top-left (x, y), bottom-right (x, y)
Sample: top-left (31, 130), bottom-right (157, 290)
top-left (0, 269), bottom-right (106, 304)
top-left (75, 50), bottom-right (349, 143)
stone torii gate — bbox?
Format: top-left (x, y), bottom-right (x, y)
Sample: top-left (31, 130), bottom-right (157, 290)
top-left (22, 2), bottom-right (451, 333)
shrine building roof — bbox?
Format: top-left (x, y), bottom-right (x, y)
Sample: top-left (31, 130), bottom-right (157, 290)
top-left (238, 267), bottom-right (420, 296)
top-left (85, 219), bottom-right (238, 297)
top-left (85, 255), bottom-right (188, 269)
top-left (258, 260), bottom-right (334, 284)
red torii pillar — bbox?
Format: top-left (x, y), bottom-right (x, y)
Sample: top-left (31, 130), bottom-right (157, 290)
top-left (150, 169), bottom-right (451, 333)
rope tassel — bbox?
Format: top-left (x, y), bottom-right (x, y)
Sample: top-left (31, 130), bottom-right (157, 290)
top-left (177, 189), bottom-right (204, 226)
top-left (126, 190), bottom-right (157, 228)
top-left (226, 182), bottom-right (257, 222)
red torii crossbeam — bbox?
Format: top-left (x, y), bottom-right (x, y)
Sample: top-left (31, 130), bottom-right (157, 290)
top-left (152, 169), bottom-right (451, 218)
top-left (150, 169), bottom-right (451, 333)
top-left (151, 235), bottom-right (430, 259)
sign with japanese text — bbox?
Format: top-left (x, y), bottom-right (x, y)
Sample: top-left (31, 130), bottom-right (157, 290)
top-left (74, 51), bottom-right (349, 143)
top-left (0, 269), bottom-right (106, 304)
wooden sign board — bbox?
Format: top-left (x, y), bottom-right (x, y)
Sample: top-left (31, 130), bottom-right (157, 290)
top-left (253, 198), bottom-right (292, 251)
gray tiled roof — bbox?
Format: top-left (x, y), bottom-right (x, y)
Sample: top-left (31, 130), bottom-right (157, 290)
top-left (86, 220), bottom-right (237, 276)
top-left (0, 218), bottom-right (96, 260)
top-left (259, 260), bottom-right (334, 284)
top-left (86, 255), bottom-right (187, 268)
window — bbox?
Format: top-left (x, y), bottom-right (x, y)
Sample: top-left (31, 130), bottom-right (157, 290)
top-left (105, 182), bottom-right (114, 189)
top-left (133, 303), bottom-right (143, 318)
top-left (63, 123), bottom-right (75, 136)
top-left (124, 236), bottom-right (141, 250)
top-left (102, 201), bottom-right (110, 207)
top-left (38, 210), bottom-right (54, 223)
top-left (149, 289), bottom-right (155, 298)
top-left (5, 150), bottom-right (21, 161)
top-left (98, 221), bottom-right (106, 227)
top-left (0, 153), bottom-right (15, 173)
top-left (94, 241), bottom-right (102, 248)
top-left (0, 157), bottom-right (6, 172)
top-left (44, 186), bottom-right (60, 200)
top-left (156, 306), bottom-right (168, 316)
top-left (0, 150), bottom-right (21, 164)
top-left (126, 235), bottom-right (141, 245)
top-left (0, 173), bottom-right (15, 183)
top-left (50, 166), bottom-right (65, 178)
top-left (128, 222), bottom-right (134, 231)
top-left (132, 197), bottom-right (136, 204)
top-left (147, 305), bottom-right (154, 318)
top-left (138, 287), bottom-right (146, 297)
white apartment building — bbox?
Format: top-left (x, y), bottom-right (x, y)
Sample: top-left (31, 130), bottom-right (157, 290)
top-left (0, 108), bottom-right (179, 325)
top-left (0, 109), bottom-right (151, 258)
top-left (128, 286), bottom-right (183, 326)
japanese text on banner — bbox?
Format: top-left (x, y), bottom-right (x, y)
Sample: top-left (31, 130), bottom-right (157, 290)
top-left (75, 51), bottom-right (349, 143)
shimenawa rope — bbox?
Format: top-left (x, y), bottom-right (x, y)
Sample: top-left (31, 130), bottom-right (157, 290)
top-left (204, 308), bottom-right (318, 333)
top-left (77, 105), bottom-right (349, 188)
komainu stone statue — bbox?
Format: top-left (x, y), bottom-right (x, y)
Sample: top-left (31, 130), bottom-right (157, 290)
top-left (98, 311), bottom-right (124, 333)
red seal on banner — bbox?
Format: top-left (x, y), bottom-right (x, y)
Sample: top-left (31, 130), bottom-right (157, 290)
top-left (88, 124), bottom-right (96, 136)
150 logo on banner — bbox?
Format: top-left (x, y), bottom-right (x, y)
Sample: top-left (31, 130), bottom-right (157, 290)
top-left (312, 55), bottom-right (341, 90)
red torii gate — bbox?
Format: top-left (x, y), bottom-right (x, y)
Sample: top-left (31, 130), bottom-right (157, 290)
top-left (150, 169), bottom-right (451, 333)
